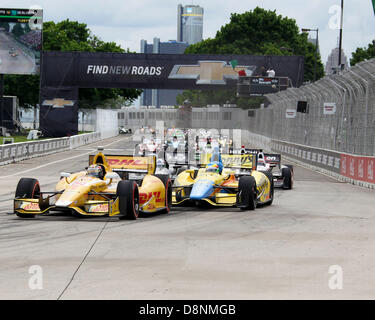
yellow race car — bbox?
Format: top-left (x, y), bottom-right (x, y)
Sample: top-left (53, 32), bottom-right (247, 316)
top-left (14, 149), bottom-right (172, 220)
top-left (172, 149), bottom-right (274, 210)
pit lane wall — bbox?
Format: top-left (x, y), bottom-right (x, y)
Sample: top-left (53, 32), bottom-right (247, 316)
top-left (1, 108), bottom-right (119, 166)
top-left (0, 131), bottom-right (102, 166)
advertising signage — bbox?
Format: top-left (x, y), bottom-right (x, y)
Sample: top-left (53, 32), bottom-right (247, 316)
top-left (41, 52), bottom-right (305, 90)
top-left (0, 8), bottom-right (43, 75)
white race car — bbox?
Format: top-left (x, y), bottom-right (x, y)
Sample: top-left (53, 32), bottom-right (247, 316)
top-left (243, 149), bottom-right (293, 189)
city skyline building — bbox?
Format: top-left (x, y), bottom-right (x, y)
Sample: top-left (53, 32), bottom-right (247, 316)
top-left (140, 37), bottom-right (189, 108)
top-left (177, 4), bottom-right (204, 45)
top-left (325, 46), bottom-right (349, 75)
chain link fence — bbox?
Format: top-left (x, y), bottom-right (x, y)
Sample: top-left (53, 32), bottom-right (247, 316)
top-left (249, 58), bottom-right (375, 156)
top-left (119, 59), bottom-right (375, 157)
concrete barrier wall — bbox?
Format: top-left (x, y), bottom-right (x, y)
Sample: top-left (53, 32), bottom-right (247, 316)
top-left (70, 132), bottom-right (101, 149)
top-left (0, 137), bottom-right (70, 166)
top-left (0, 131), bottom-right (104, 166)
top-left (96, 109), bottom-right (118, 139)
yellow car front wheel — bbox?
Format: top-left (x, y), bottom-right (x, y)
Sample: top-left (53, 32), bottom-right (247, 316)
top-left (117, 181), bottom-right (139, 220)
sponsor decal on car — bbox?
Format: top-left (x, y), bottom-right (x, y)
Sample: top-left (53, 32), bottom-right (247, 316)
top-left (87, 203), bottom-right (109, 213)
top-left (140, 191), bottom-right (163, 204)
top-left (20, 202), bottom-right (40, 211)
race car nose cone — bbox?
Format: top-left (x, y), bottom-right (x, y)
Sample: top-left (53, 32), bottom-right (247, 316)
top-left (190, 180), bottom-right (214, 200)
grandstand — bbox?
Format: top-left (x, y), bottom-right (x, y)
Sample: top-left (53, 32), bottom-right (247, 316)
top-left (18, 30), bottom-right (42, 50)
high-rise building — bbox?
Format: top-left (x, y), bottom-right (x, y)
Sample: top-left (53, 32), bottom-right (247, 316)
top-left (140, 38), bottom-right (189, 108)
top-left (325, 47), bottom-right (349, 75)
top-left (177, 4), bottom-right (203, 45)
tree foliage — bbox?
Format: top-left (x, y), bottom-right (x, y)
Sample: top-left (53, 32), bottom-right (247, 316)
top-left (4, 19), bottom-right (142, 108)
top-left (350, 40), bottom-right (375, 66)
top-left (11, 23), bottom-right (25, 37)
top-left (178, 7), bottom-right (324, 108)
top-left (0, 22), bottom-right (10, 32)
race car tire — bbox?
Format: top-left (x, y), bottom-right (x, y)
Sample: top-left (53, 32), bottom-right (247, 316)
top-left (282, 167), bottom-right (293, 190)
top-left (155, 174), bottom-right (172, 213)
top-left (237, 175), bottom-right (256, 211)
top-left (262, 171), bottom-right (274, 206)
top-left (117, 180), bottom-right (139, 220)
top-left (285, 164), bottom-right (294, 173)
top-left (15, 178), bottom-right (40, 218)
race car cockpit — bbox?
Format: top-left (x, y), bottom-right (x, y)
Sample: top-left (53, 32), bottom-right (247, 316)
top-left (87, 164), bottom-right (105, 179)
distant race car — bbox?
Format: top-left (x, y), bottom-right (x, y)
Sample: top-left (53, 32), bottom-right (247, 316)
top-left (14, 150), bottom-right (172, 220)
top-left (135, 138), bottom-right (163, 157)
top-left (119, 127), bottom-right (132, 134)
top-left (172, 148), bottom-right (274, 210)
top-left (243, 149), bottom-right (293, 189)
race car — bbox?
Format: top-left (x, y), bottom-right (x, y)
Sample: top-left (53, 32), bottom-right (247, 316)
top-left (119, 126), bottom-right (132, 134)
top-left (243, 149), bottom-right (293, 189)
top-left (135, 137), bottom-right (163, 157)
top-left (14, 149), bottom-right (172, 220)
top-left (172, 148), bottom-right (274, 210)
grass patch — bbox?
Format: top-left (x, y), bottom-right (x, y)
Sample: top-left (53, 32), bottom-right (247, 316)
top-left (1, 135), bottom-right (48, 144)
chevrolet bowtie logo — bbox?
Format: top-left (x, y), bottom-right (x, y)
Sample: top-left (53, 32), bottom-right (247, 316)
top-left (168, 61), bottom-right (254, 85)
top-left (42, 98), bottom-right (74, 108)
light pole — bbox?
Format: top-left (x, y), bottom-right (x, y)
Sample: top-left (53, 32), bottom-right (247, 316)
top-left (338, 0), bottom-right (344, 70)
top-left (302, 28), bottom-right (319, 82)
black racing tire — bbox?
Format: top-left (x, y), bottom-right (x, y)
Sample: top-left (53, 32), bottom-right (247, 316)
top-left (285, 164), bottom-right (294, 173)
top-left (237, 175), bottom-right (256, 211)
top-left (154, 174), bottom-right (172, 213)
top-left (282, 167), bottom-right (293, 190)
top-left (262, 171), bottom-right (274, 206)
top-left (15, 178), bottom-right (40, 218)
top-left (117, 180), bottom-right (139, 220)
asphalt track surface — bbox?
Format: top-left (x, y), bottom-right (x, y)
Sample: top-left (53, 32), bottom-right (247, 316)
top-left (0, 134), bottom-right (374, 300)
top-left (0, 31), bottom-right (34, 74)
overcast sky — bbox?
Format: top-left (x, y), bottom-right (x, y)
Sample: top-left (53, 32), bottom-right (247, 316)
top-left (4, 0), bottom-right (375, 65)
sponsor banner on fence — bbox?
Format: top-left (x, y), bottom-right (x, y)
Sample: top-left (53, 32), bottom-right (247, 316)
top-left (271, 139), bottom-right (341, 174)
top-left (341, 154), bottom-right (375, 184)
top-left (324, 103), bottom-right (336, 115)
top-left (286, 109), bottom-right (297, 118)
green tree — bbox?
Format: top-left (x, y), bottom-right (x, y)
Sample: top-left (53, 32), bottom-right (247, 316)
top-left (4, 75), bottom-right (40, 108)
top-left (0, 22), bottom-right (10, 32)
top-left (178, 7), bottom-right (324, 108)
top-left (4, 19), bottom-right (142, 108)
top-left (11, 23), bottom-right (25, 37)
top-left (350, 40), bottom-right (375, 66)
top-left (23, 23), bottom-right (31, 34)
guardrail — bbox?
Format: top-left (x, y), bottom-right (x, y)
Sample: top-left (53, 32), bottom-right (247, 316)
top-left (0, 131), bottom-right (103, 166)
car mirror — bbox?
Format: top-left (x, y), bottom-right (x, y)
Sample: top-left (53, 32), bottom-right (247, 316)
top-left (60, 172), bottom-right (71, 183)
top-left (60, 172), bottom-right (71, 178)
top-left (105, 172), bottom-right (118, 184)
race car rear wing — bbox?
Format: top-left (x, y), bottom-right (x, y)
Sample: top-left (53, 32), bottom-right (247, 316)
top-left (199, 153), bottom-right (257, 171)
top-left (263, 153), bottom-right (281, 166)
top-left (89, 153), bottom-right (156, 175)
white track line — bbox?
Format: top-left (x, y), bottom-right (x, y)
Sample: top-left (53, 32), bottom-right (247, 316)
top-left (0, 136), bottom-right (130, 179)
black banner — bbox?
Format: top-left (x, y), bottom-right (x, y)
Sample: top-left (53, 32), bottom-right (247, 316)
top-left (39, 86), bottom-right (78, 137)
top-left (41, 52), bottom-right (304, 90)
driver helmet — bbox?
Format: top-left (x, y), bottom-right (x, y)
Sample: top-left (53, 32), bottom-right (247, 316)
top-left (156, 159), bottom-right (166, 169)
top-left (87, 164), bottom-right (104, 179)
